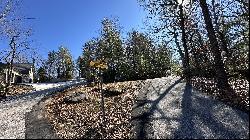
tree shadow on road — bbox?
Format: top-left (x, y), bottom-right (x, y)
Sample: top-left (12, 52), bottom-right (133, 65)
top-left (172, 83), bottom-right (249, 139)
top-left (131, 77), bottom-right (184, 139)
top-left (131, 79), bottom-right (249, 139)
top-left (25, 94), bottom-right (59, 139)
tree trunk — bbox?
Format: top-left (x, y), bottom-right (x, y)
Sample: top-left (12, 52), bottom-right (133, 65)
top-left (198, 0), bottom-right (233, 94)
top-left (8, 51), bottom-right (15, 85)
top-left (179, 5), bottom-right (191, 84)
top-left (211, 0), bottom-right (229, 57)
top-left (5, 36), bottom-right (17, 95)
top-left (173, 28), bottom-right (185, 62)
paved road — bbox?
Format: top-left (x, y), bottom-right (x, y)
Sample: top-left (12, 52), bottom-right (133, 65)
top-left (131, 76), bottom-right (249, 139)
top-left (0, 80), bottom-right (84, 139)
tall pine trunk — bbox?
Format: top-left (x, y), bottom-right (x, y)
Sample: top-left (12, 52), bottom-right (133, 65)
top-left (198, 0), bottom-right (233, 94)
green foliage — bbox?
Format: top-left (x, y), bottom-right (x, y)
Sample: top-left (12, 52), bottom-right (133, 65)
top-left (123, 31), bottom-right (172, 80)
top-left (79, 18), bottom-right (173, 83)
top-left (57, 46), bottom-right (74, 79)
top-left (98, 18), bottom-right (123, 83)
top-left (46, 50), bottom-right (58, 79)
top-left (45, 46), bottom-right (74, 80)
top-left (170, 60), bottom-right (182, 76)
top-left (78, 40), bottom-right (97, 83)
top-left (37, 67), bottom-right (48, 83)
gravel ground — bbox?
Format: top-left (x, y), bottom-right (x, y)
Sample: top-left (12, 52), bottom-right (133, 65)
top-left (131, 76), bottom-right (249, 139)
top-left (0, 80), bottom-right (84, 139)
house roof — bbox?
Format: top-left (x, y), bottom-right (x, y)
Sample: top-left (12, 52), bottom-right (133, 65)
top-left (13, 63), bottom-right (33, 69)
top-left (0, 63), bottom-right (33, 75)
top-left (13, 63), bottom-right (33, 74)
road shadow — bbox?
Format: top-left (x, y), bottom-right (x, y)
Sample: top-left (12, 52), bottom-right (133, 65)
top-left (131, 77), bottom-right (184, 139)
top-left (131, 79), bottom-right (249, 139)
top-left (24, 81), bottom-right (86, 139)
top-left (172, 83), bottom-right (249, 139)
top-left (25, 93), bottom-right (60, 139)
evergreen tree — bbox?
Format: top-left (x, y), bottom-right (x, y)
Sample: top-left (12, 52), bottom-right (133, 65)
top-left (97, 18), bottom-right (123, 82)
top-left (57, 46), bottom-right (74, 79)
top-left (37, 66), bottom-right (48, 82)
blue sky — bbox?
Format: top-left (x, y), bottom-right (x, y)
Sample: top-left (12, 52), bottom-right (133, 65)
top-left (19, 0), bottom-right (148, 61)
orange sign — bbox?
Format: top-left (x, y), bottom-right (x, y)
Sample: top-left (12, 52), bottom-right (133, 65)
top-left (90, 60), bottom-right (108, 70)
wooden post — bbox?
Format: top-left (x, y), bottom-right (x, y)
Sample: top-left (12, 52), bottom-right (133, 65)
top-left (100, 73), bottom-right (105, 122)
top-left (90, 60), bottom-right (108, 138)
top-left (99, 68), bottom-right (105, 138)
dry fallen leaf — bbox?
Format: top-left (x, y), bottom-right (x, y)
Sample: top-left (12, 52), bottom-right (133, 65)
top-left (45, 80), bottom-right (143, 139)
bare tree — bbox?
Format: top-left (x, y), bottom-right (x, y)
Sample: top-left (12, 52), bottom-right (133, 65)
top-left (0, 0), bottom-right (34, 96)
top-left (139, 0), bottom-right (192, 82)
top-left (198, 0), bottom-right (233, 94)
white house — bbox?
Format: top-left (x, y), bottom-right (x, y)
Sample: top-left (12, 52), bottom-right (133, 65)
top-left (0, 63), bottom-right (34, 84)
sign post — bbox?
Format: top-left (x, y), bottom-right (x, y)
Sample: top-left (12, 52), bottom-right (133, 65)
top-left (90, 59), bottom-right (108, 137)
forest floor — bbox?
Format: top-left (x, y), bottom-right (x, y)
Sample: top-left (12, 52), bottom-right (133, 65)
top-left (42, 76), bottom-right (249, 139)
